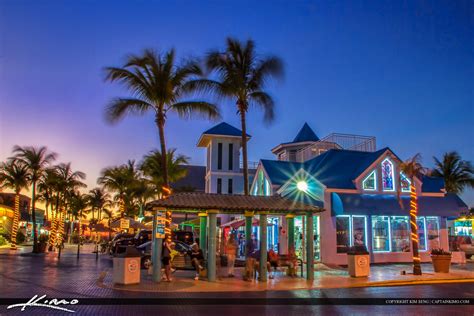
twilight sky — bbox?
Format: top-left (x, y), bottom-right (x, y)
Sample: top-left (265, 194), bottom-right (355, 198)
top-left (0, 0), bottom-right (473, 206)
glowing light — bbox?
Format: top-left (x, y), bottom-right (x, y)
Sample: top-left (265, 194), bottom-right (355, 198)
top-left (297, 181), bottom-right (308, 192)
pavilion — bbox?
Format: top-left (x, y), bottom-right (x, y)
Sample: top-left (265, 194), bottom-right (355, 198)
top-left (148, 192), bottom-right (323, 282)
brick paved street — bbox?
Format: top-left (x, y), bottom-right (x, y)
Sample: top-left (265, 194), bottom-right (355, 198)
top-left (0, 250), bottom-right (473, 315)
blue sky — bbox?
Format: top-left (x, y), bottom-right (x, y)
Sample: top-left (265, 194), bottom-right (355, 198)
top-left (0, 0), bottom-right (472, 205)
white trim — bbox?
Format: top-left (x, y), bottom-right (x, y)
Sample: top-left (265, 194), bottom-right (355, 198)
top-left (362, 170), bottom-right (377, 191)
top-left (381, 158), bottom-right (396, 192)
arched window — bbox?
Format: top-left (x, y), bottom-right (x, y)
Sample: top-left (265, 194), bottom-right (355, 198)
top-left (362, 170), bottom-right (377, 191)
top-left (381, 158), bottom-right (395, 191)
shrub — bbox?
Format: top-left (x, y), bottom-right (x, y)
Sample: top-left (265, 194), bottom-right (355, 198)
top-left (0, 228), bottom-right (10, 242)
top-left (16, 231), bottom-right (25, 244)
top-left (430, 248), bottom-right (451, 256)
top-left (38, 234), bottom-right (49, 244)
top-left (0, 235), bottom-right (7, 246)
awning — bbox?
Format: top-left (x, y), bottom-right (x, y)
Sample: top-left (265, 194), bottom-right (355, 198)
top-left (148, 192), bottom-right (323, 214)
top-left (332, 193), bottom-right (468, 217)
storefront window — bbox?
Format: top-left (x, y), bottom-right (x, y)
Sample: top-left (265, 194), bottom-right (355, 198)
top-left (417, 217), bottom-right (427, 251)
top-left (372, 216), bottom-right (390, 252)
top-left (390, 216), bottom-right (411, 252)
top-left (426, 217), bottom-right (440, 250)
top-left (336, 216), bottom-right (350, 253)
top-left (352, 216), bottom-right (367, 247)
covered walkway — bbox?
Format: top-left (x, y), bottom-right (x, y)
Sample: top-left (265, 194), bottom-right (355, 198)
top-left (147, 192), bottom-right (323, 282)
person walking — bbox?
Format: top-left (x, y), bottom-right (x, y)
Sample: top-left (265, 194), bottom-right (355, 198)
top-left (226, 234), bottom-right (238, 277)
top-left (189, 243), bottom-right (204, 280)
top-left (162, 239), bottom-right (172, 282)
top-left (244, 234), bottom-right (259, 281)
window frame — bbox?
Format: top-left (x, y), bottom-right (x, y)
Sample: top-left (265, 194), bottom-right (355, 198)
top-left (371, 215), bottom-right (392, 253)
top-left (381, 158), bottom-right (396, 192)
top-left (362, 170), bottom-right (377, 191)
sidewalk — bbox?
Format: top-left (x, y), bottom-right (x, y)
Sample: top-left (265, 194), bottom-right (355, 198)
top-left (99, 262), bottom-right (474, 293)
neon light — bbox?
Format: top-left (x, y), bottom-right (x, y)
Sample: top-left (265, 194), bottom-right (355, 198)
top-left (362, 170), bottom-right (377, 191)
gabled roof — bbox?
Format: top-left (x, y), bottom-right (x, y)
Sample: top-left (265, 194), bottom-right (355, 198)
top-left (197, 122), bottom-right (250, 147)
top-left (261, 148), bottom-right (390, 190)
top-left (292, 122), bottom-right (319, 143)
top-left (260, 159), bottom-right (304, 186)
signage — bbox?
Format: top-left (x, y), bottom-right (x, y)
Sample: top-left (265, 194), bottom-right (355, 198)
top-left (128, 259), bottom-right (138, 273)
top-left (357, 256), bottom-right (368, 268)
top-left (120, 219), bottom-right (130, 230)
top-left (155, 213), bottom-right (166, 239)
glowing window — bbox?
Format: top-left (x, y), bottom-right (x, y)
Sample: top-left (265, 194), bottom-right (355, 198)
top-left (400, 173), bottom-right (411, 192)
top-left (362, 170), bottom-right (377, 191)
top-left (381, 158), bottom-right (395, 191)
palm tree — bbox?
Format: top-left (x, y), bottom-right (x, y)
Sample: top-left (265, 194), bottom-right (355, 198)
top-left (140, 148), bottom-right (189, 191)
top-left (101, 208), bottom-right (114, 241)
top-left (131, 177), bottom-right (156, 220)
top-left (49, 163), bottom-right (86, 247)
top-left (0, 160), bottom-right (29, 249)
top-left (11, 146), bottom-right (57, 252)
top-left (37, 168), bottom-right (59, 222)
top-left (98, 160), bottom-right (137, 218)
top-left (196, 38), bottom-right (284, 194)
top-left (399, 154), bottom-right (427, 276)
top-left (104, 49), bottom-right (220, 233)
top-left (87, 187), bottom-right (112, 222)
top-left (69, 191), bottom-right (88, 256)
top-left (431, 152), bottom-right (474, 194)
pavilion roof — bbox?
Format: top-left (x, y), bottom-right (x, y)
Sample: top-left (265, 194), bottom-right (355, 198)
top-left (148, 192), bottom-right (323, 214)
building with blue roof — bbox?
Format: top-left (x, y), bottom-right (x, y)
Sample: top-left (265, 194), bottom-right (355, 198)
top-left (250, 122), bottom-right (468, 265)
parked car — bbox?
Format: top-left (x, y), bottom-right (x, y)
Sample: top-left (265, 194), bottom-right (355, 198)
top-left (108, 233), bottom-right (134, 255)
top-left (137, 239), bottom-right (194, 269)
top-left (113, 230), bottom-right (152, 255)
top-left (172, 231), bottom-right (195, 245)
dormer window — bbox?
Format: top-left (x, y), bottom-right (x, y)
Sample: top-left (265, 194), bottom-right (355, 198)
top-left (400, 173), bottom-right (411, 192)
top-left (381, 158), bottom-right (395, 191)
top-left (362, 170), bottom-right (377, 191)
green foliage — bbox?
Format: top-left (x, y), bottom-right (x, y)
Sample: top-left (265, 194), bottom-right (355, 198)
top-left (16, 231), bottom-right (25, 244)
top-left (0, 228), bottom-right (10, 241)
top-left (432, 151), bottom-right (474, 194)
top-left (0, 235), bottom-right (7, 246)
top-left (430, 248), bottom-right (451, 256)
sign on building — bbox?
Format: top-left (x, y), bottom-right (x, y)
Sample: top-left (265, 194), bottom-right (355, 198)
top-left (155, 213), bottom-right (166, 239)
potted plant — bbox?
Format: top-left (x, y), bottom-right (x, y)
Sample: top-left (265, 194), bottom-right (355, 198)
top-left (38, 234), bottom-right (49, 253)
top-left (430, 248), bottom-right (452, 273)
top-left (347, 245), bottom-right (370, 277)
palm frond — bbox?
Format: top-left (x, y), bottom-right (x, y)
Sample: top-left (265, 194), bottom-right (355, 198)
top-left (105, 98), bottom-right (154, 123)
top-left (170, 101), bottom-right (221, 120)
top-left (249, 91), bottom-right (275, 123)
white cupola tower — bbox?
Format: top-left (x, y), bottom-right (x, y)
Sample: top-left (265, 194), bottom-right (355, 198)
top-left (197, 122), bottom-right (250, 195)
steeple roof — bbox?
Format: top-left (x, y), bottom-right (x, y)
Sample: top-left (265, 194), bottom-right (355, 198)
top-left (292, 122), bottom-right (319, 143)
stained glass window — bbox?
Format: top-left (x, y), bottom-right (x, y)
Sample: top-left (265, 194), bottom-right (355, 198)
top-left (381, 158), bottom-right (395, 191)
top-left (362, 170), bottom-right (377, 191)
top-left (400, 173), bottom-right (411, 192)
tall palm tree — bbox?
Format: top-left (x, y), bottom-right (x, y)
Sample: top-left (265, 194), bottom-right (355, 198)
top-left (0, 160), bottom-right (29, 249)
top-left (195, 38), bottom-right (284, 194)
top-left (11, 146), bottom-right (57, 252)
top-left (104, 49), bottom-right (220, 233)
top-left (140, 148), bottom-right (189, 191)
top-left (400, 154), bottom-right (426, 276)
top-left (49, 163), bottom-right (86, 248)
top-left (37, 168), bottom-right (59, 223)
top-left (431, 151), bottom-right (474, 194)
top-left (101, 208), bottom-right (114, 241)
top-left (69, 191), bottom-right (88, 256)
top-left (131, 177), bottom-right (156, 220)
top-left (87, 187), bottom-right (112, 222)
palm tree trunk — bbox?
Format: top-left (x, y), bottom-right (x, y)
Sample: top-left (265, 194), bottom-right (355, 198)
top-left (48, 194), bottom-right (60, 250)
top-left (31, 181), bottom-right (38, 253)
top-left (10, 193), bottom-right (20, 250)
top-left (409, 182), bottom-right (422, 275)
top-left (239, 108), bottom-right (249, 195)
top-left (156, 112), bottom-right (172, 239)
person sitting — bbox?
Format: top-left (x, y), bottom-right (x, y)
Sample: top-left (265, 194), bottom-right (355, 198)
top-left (189, 243), bottom-right (204, 280)
top-left (267, 249), bottom-right (279, 279)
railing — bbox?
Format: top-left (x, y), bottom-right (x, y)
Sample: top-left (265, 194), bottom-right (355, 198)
top-left (240, 161), bottom-right (259, 170)
top-left (294, 133), bottom-right (376, 162)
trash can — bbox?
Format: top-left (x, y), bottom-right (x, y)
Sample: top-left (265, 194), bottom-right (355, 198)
top-left (347, 246), bottom-right (370, 277)
top-left (113, 246), bottom-right (141, 285)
